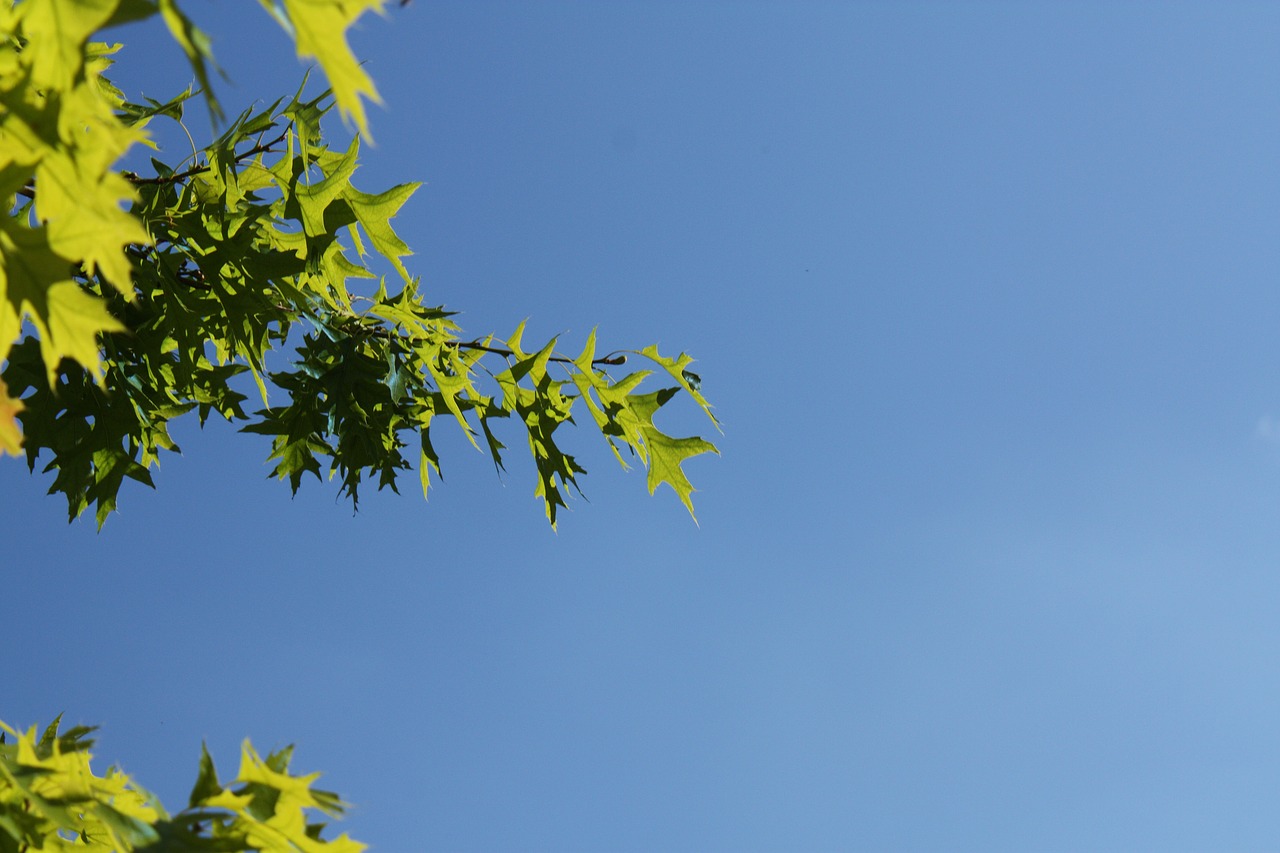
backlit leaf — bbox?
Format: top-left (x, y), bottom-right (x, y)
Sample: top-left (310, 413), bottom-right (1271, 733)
top-left (267, 0), bottom-right (385, 139)
top-left (0, 220), bottom-right (124, 386)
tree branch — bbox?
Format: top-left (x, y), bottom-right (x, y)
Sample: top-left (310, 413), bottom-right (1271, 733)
top-left (455, 339), bottom-right (626, 367)
top-left (123, 129), bottom-right (290, 187)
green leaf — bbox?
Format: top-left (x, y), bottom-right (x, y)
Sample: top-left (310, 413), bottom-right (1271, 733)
top-left (157, 0), bottom-right (223, 122)
top-left (344, 181), bottom-right (418, 281)
top-left (36, 151), bottom-right (150, 290)
top-left (14, 0), bottom-right (120, 90)
top-left (104, 0), bottom-right (162, 29)
top-left (295, 137), bottom-right (359, 236)
top-left (267, 0), bottom-right (385, 139)
top-left (638, 344), bottom-right (720, 429)
top-left (0, 220), bottom-right (125, 386)
top-left (574, 332), bottom-right (719, 520)
top-left (631, 388), bottom-right (719, 521)
top-left (188, 743), bottom-right (223, 809)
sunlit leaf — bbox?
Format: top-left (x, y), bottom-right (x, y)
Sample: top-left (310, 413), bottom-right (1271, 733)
top-left (266, 0), bottom-right (385, 139)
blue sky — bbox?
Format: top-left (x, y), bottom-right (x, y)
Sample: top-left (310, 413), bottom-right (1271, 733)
top-left (7, 1), bottom-right (1280, 850)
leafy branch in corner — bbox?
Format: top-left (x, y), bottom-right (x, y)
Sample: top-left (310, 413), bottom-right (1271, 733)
top-left (0, 716), bottom-right (363, 852)
top-left (0, 1), bottom-right (719, 528)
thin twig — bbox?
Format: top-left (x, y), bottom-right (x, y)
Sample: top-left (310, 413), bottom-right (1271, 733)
top-left (124, 129), bottom-right (289, 187)
top-left (455, 339), bottom-right (626, 367)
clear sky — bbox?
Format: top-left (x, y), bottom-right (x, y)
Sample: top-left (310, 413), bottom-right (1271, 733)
top-left (7, 1), bottom-right (1280, 850)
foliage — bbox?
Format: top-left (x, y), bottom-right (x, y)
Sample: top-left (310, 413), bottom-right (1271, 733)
top-left (0, 716), bottom-right (362, 852)
top-left (0, 0), bottom-right (718, 528)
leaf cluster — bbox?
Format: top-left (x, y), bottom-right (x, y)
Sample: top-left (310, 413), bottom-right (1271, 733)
top-left (0, 715), bottom-right (362, 852)
top-left (0, 0), bottom-right (718, 529)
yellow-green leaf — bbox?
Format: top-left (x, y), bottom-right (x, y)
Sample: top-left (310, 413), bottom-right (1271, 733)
top-left (630, 388), bottom-right (718, 521)
top-left (36, 152), bottom-right (148, 291)
top-left (346, 181), bottom-right (418, 280)
top-left (270, 0), bottom-right (385, 139)
top-left (638, 344), bottom-right (720, 429)
top-left (0, 220), bottom-right (124, 385)
top-left (157, 0), bottom-right (223, 121)
top-left (14, 0), bottom-right (121, 90)
top-left (234, 741), bottom-right (323, 812)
